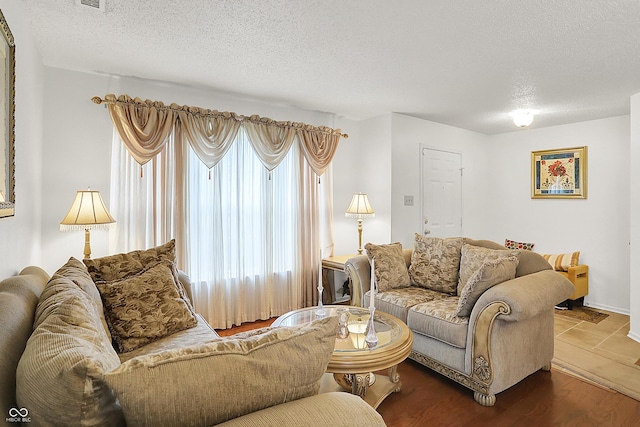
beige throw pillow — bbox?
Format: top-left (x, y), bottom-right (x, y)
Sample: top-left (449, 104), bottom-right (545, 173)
top-left (409, 234), bottom-right (463, 294)
top-left (364, 242), bottom-right (411, 292)
top-left (541, 251), bottom-right (580, 271)
top-left (16, 282), bottom-right (123, 426)
top-left (455, 256), bottom-right (519, 317)
top-left (104, 316), bottom-right (338, 427)
top-left (457, 244), bottom-right (520, 295)
top-left (95, 261), bottom-right (198, 353)
top-left (50, 257), bottom-right (113, 341)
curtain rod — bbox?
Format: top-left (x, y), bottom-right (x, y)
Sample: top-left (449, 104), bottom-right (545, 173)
top-left (91, 95), bottom-right (348, 139)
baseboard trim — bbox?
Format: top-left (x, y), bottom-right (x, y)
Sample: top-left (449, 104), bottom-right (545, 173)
top-left (583, 301), bottom-right (630, 316)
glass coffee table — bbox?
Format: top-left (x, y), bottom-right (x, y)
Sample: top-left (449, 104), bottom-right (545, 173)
top-left (272, 305), bottom-right (413, 408)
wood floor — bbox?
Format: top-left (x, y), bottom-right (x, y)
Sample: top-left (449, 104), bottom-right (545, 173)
top-left (377, 359), bottom-right (640, 427)
top-left (217, 317), bottom-right (640, 426)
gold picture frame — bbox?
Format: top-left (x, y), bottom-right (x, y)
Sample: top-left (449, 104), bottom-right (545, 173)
top-left (531, 146), bottom-right (587, 199)
top-left (0, 8), bottom-right (14, 218)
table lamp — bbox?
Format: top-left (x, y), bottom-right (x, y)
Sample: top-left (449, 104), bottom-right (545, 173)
top-left (60, 189), bottom-right (115, 259)
top-left (345, 193), bottom-right (375, 254)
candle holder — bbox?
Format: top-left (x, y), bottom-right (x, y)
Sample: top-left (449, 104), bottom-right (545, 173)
top-left (316, 285), bottom-right (326, 317)
top-left (337, 308), bottom-right (349, 339)
top-left (365, 307), bottom-right (378, 348)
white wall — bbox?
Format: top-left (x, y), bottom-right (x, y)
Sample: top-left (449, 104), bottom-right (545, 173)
top-left (487, 116), bottom-right (631, 314)
top-left (390, 113), bottom-right (490, 247)
top-left (39, 68), bottom-right (339, 274)
top-left (336, 112), bottom-right (632, 316)
top-left (0, 2), bottom-right (44, 277)
top-left (332, 115), bottom-right (393, 256)
top-left (629, 93), bottom-right (640, 341)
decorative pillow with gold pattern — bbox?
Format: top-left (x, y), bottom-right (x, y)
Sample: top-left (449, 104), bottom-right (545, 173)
top-left (95, 260), bottom-right (198, 353)
top-left (455, 255), bottom-right (519, 317)
top-left (84, 239), bottom-right (177, 282)
top-left (409, 234), bottom-right (463, 294)
top-left (364, 242), bottom-right (411, 292)
top-left (457, 244), bottom-right (520, 295)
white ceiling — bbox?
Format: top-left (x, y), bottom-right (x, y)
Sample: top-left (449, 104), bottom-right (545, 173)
top-left (21, 0), bottom-right (640, 134)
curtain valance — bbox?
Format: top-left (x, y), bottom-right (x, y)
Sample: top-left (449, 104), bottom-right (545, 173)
top-left (92, 94), bottom-right (347, 175)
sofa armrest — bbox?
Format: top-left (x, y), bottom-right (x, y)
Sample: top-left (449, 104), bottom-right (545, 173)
top-left (471, 269), bottom-right (574, 323)
top-left (177, 270), bottom-right (194, 304)
top-left (344, 255), bottom-right (371, 307)
top-left (567, 264), bottom-right (588, 282)
top-left (216, 392), bottom-right (386, 427)
top-left (345, 249), bottom-right (413, 307)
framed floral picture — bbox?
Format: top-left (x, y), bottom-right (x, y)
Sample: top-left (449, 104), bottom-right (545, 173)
top-left (531, 146), bottom-right (587, 199)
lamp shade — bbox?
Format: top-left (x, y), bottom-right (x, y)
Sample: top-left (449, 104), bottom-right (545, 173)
top-left (345, 193), bottom-right (375, 218)
top-left (60, 190), bottom-right (116, 231)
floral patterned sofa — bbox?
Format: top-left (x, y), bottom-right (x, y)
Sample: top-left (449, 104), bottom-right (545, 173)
top-left (345, 236), bottom-right (574, 406)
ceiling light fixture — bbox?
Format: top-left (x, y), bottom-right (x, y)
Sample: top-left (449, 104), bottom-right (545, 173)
top-left (510, 109), bottom-right (539, 128)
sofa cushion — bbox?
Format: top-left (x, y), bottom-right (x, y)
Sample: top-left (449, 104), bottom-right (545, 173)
top-left (457, 244), bottom-right (520, 295)
top-left (0, 267), bottom-right (48, 422)
top-left (407, 297), bottom-right (469, 348)
top-left (119, 314), bottom-right (219, 362)
top-left (455, 255), bottom-right (519, 317)
top-left (367, 287), bottom-right (449, 323)
top-left (104, 316), bottom-right (338, 427)
top-left (216, 392), bottom-right (387, 427)
top-left (51, 257), bottom-right (112, 341)
top-left (95, 260), bottom-right (198, 353)
top-left (542, 251), bottom-right (580, 271)
top-left (409, 234), bottom-right (463, 294)
top-left (364, 242), bottom-right (411, 292)
top-left (504, 239), bottom-right (535, 251)
top-left (16, 277), bottom-right (123, 426)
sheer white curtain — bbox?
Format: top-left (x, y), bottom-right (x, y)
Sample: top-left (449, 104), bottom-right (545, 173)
top-left (109, 129), bottom-right (180, 253)
top-left (110, 127), bottom-right (333, 329)
top-left (186, 127), bottom-right (301, 328)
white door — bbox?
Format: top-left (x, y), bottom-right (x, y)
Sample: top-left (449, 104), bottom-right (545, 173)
top-left (421, 147), bottom-right (462, 237)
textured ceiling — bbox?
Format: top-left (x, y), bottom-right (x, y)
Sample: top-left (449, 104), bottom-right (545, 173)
top-left (21, 0), bottom-right (640, 134)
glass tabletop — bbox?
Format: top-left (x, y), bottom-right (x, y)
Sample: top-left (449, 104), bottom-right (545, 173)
top-left (274, 305), bottom-right (404, 353)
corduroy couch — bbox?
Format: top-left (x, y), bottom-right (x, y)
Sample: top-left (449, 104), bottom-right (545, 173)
top-left (345, 236), bottom-right (574, 406)
top-left (1, 245), bottom-right (385, 426)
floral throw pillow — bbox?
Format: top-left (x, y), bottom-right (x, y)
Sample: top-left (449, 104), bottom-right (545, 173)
top-left (457, 244), bottom-right (520, 295)
top-left (84, 239), bottom-right (176, 282)
top-left (364, 242), bottom-right (411, 292)
top-left (504, 239), bottom-right (535, 251)
top-left (409, 234), bottom-right (463, 294)
top-left (84, 239), bottom-right (196, 316)
top-left (455, 256), bottom-right (519, 317)
top-left (95, 260), bottom-right (198, 353)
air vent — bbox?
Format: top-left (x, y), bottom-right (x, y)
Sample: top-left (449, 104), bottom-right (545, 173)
top-left (75, 0), bottom-right (105, 12)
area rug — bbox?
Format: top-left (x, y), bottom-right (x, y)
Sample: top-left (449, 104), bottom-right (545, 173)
top-left (554, 306), bottom-right (609, 324)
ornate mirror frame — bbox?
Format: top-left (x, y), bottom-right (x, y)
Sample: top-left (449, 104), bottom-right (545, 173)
top-left (0, 8), bottom-right (14, 218)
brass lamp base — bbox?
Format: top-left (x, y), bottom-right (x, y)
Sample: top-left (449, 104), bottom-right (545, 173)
top-left (357, 218), bottom-right (364, 254)
top-left (84, 228), bottom-right (92, 259)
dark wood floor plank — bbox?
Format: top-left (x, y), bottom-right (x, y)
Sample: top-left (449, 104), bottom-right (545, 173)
top-left (377, 359), bottom-right (640, 427)
top-left (217, 319), bottom-right (640, 426)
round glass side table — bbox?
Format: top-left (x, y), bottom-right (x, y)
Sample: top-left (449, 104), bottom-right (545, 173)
top-left (272, 305), bottom-right (413, 408)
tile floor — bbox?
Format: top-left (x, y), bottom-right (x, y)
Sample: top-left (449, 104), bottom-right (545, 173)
top-left (552, 307), bottom-right (640, 401)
